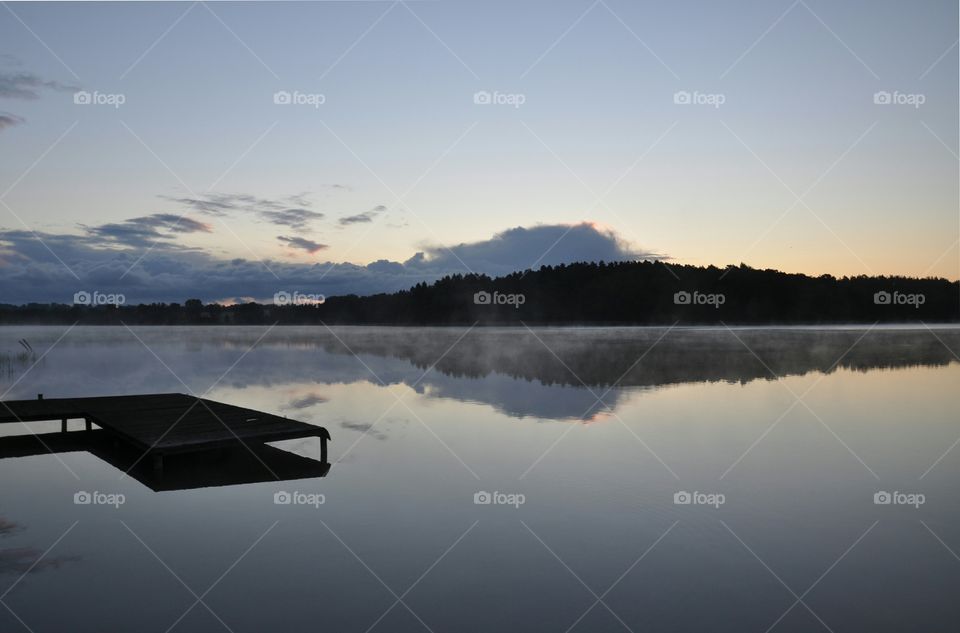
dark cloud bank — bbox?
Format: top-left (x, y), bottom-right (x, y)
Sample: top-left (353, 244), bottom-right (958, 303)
top-left (0, 222), bottom-right (661, 304)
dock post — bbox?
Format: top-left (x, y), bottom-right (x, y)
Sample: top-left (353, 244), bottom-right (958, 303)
top-left (61, 418), bottom-right (67, 433)
top-left (320, 436), bottom-right (328, 464)
top-left (85, 418), bottom-right (92, 431)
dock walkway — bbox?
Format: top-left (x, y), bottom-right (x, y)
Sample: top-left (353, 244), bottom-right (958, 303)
top-left (0, 393), bottom-right (330, 470)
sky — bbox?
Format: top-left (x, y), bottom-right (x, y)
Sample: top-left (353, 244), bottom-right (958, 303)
top-left (0, 0), bottom-right (957, 304)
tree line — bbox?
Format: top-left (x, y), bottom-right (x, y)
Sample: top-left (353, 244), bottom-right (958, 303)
top-left (1, 262), bottom-right (957, 325)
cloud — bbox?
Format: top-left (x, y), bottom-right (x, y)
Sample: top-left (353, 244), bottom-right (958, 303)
top-left (283, 393), bottom-right (329, 410)
top-left (0, 518), bottom-right (21, 537)
top-left (339, 420), bottom-right (388, 440)
top-left (277, 235), bottom-right (327, 254)
top-left (0, 517), bottom-right (79, 575)
top-left (0, 112), bottom-right (25, 131)
top-left (287, 192), bottom-right (314, 206)
top-left (83, 213), bottom-right (211, 249)
top-left (161, 195), bottom-right (239, 216)
top-left (160, 193), bottom-right (284, 216)
top-left (0, 546), bottom-right (80, 575)
top-left (0, 221), bottom-right (660, 303)
top-left (262, 208), bottom-right (324, 229)
top-left (0, 65), bottom-right (75, 133)
top-left (0, 71), bottom-right (77, 99)
top-left (339, 205), bottom-right (387, 226)
top-left (405, 222), bottom-right (659, 276)
top-left (161, 193), bottom-right (325, 229)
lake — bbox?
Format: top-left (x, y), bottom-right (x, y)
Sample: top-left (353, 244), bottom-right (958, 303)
top-left (1, 325), bottom-right (958, 632)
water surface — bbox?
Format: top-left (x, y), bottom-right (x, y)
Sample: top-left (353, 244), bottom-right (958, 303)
top-left (1, 326), bottom-right (958, 632)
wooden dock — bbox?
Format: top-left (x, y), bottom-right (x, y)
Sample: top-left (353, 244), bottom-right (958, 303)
top-left (0, 393), bottom-right (330, 473)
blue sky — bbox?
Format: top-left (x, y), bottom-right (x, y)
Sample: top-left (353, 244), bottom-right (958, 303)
top-left (0, 0), bottom-right (957, 303)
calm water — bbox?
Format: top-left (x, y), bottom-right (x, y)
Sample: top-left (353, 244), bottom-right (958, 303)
top-left (1, 325), bottom-right (958, 632)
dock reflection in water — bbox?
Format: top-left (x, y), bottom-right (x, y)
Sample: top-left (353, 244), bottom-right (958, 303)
top-left (0, 429), bottom-right (329, 492)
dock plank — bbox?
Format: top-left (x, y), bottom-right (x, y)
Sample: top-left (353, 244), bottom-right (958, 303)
top-left (0, 393), bottom-right (330, 457)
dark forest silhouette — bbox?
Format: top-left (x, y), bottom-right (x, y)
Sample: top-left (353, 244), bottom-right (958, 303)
top-left (1, 261), bottom-right (957, 325)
